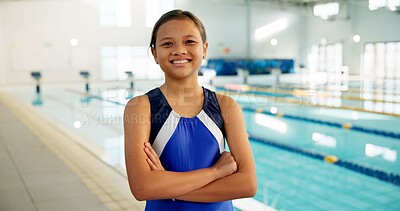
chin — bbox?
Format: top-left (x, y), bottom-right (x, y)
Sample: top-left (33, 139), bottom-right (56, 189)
top-left (170, 71), bottom-right (198, 80)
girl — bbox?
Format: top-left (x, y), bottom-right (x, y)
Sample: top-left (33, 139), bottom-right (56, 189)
top-left (124, 9), bottom-right (256, 211)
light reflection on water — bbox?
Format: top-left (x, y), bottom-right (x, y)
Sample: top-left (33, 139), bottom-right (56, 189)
top-left (6, 83), bottom-right (400, 210)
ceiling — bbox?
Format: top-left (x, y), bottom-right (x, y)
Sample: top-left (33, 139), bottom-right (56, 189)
top-left (0, 0), bottom-right (370, 10)
top-left (210, 0), bottom-right (368, 7)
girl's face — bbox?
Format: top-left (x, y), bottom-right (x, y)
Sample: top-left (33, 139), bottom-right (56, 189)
top-left (151, 19), bottom-right (208, 81)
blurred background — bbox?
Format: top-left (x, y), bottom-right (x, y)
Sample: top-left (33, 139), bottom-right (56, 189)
top-left (0, 0), bottom-right (398, 84)
top-left (0, 0), bottom-right (399, 211)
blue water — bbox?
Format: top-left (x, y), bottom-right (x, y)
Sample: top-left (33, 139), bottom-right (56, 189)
top-left (217, 84), bottom-right (400, 116)
top-left (5, 84), bottom-right (400, 210)
top-left (251, 140), bottom-right (400, 210)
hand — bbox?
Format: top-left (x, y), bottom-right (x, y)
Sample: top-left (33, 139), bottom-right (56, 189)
top-left (212, 151), bottom-right (237, 179)
top-left (144, 142), bottom-right (165, 171)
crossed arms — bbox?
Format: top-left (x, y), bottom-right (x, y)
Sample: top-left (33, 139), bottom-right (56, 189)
top-left (124, 94), bottom-right (257, 202)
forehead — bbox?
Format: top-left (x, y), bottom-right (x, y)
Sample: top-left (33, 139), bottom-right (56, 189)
top-left (156, 19), bottom-right (201, 40)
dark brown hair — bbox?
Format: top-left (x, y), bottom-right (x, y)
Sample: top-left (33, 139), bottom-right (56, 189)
top-left (150, 9), bottom-right (207, 49)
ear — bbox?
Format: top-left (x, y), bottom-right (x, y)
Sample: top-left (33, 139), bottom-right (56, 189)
top-left (203, 42), bottom-right (209, 59)
top-left (151, 47), bottom-right (159, 64)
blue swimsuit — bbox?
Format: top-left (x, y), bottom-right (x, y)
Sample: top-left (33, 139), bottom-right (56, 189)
top-left (145, 87), bottom-right (233, 211)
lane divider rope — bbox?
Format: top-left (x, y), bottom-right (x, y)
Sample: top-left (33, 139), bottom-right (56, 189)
top-left (217, 89), bottom-right (400, 118)
top-left (246, 84), bottom-right (400, 103)
top-left (63, 89), bottom-right (400, 187)
top-left (249, 135), bottom-right (400, 187)
top-left (242, 107), bottom-right (400, 140)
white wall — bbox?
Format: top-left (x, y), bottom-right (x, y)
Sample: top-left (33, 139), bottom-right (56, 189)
top-left (177, 0), bottom-right (248, 58)
top-left (0, 0), bottom-right (153, 85)
top-left (250, 6), bottom-right (301, 60)
top-left (2, 0), bottom-right (91, 84)
top-left (0, 3), bottom-right (4, 85)
top-left (303, 2), bottom-right (400, 75)
top-left (0, 0), bottom-right (399, 85)
top-left (350, 5), bottom-right (400, 75)
top-left (178, 1), bottom-right (303, 61)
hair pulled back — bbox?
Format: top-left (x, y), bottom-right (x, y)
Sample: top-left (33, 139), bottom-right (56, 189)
top-left (150, 9), bottom-right (207, 49)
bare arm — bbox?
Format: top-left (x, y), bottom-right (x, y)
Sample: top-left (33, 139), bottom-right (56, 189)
top-left (124, 95), bottom-right (237, 201)
top-left (144, 94), bottom-right (257, 202)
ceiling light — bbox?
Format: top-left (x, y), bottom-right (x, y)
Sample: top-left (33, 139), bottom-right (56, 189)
top-left (320, 37), bottom-right (327, 45)
top-left (387, 0), bottom-right (400, 10)
top-left (313, 2), bottom-right (339, 20)
top-left (255, 18), bottom-right (288, 41)
top-left (70, 38), bottom-right (79, 47)
top-left (369, 0), bottom-right (400, 11)
top-left (353, 34), bottom-right (361, 43)
top-left (73, 121), bottom-right (82, 128)
top-left (270, 38), bottom-right (278, 46)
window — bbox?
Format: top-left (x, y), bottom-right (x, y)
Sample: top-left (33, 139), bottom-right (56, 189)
top-left (308, 43), bottom-right (343, 74)
top-left (308, 45), bottom-right (319, 73)
top-left (361, 42), bottom-right (400, 115)
top-left (99, 0), bottom-right (132, 27)
top-left (362, 41), bottom-right (400, 79)
top-left (145, 0), bottom-right (175, 28)
top-left (101, 46), bottom-right (162, 81)
top-left (325, 44), bottom-right (343, 75)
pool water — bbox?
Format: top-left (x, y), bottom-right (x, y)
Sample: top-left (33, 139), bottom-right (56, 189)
top-left (4, 83), bottom-right (400, 210)
top-left (251, 140), bottom-right (400, 210)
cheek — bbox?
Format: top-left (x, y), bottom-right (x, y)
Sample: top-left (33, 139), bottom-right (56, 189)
top-left (196, 48), bottom-right (205, 57)
top-left (155, 50), bottom-right (168, 61)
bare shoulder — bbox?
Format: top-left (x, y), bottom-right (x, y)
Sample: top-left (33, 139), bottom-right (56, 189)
top-left (216, 93), bottom-right (240, 111)
top-left (216, 93), bottom-right (243, 124)
top-left (124, 95), bottom-right (150, 124)
top-left (125, 95), bottom-right (150, 110)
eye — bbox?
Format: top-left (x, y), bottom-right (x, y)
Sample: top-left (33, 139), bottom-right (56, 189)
top-left (186, 40), bottom-right (196, 44)
top-left (161, 42), bottom-right (172, 47)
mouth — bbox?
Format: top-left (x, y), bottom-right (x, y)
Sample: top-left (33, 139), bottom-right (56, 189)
top-left (171, 59), bottom-right (191, 64)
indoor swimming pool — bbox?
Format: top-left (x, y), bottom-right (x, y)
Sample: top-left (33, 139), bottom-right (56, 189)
top-left (3, 81), bottom-right (400, 210)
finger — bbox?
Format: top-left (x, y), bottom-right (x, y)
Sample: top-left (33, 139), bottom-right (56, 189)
top-left (145, 143), bottom-right (159, 158)
top-left (144, 144), bottom-right (164, 165)
top-left (146, 154), bottom-right (164, 171)
top-left (146, 158), bottom-right (158, 170)
top-left (144, 147), bottom-right (158, 162)
top-left (144, 143), bottom-right (157, 158)
top-left (144, 147), bottom-right (165, 170)
top-left (144, 143), bottom-right (165, 170)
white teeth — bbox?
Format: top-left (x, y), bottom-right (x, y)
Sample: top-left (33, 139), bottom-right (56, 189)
top-left (173, 60), bottom-right (189, 64)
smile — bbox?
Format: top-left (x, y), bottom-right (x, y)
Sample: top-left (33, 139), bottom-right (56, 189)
top-left (172, 59), bottom-right (190, 64)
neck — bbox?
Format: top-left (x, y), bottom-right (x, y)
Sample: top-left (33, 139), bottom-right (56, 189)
top-left (160, 77), bottom-right (204, 116)
top-left (161, 78), bottom-right (202, 98)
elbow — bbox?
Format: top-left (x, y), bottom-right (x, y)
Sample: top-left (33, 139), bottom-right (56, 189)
top-left (132, 191), bottom-right (146, 202)
top-left (130, 187), bottom-right (146, 201)
top-left (129, 183), bottom-right (151, 201)
top-left (244, 177), bottom-right (257, 197)
top-left (128, 175), bottom-right (165, 201)
top-left (236, 170), bottom-right (257, 198)
top-left (248, 182), bottom-right (257, 197)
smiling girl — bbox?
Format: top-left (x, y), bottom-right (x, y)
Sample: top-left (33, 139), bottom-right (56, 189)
top-left (124, 9), bottom-right (257, 211)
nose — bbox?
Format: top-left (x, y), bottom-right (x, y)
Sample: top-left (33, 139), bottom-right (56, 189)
top-left (171, 44), bottom-right (187, 55)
